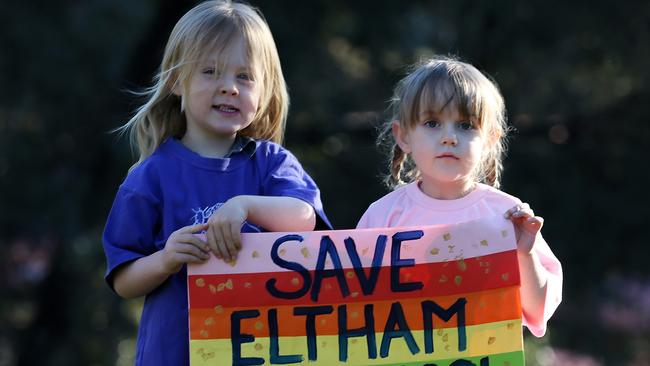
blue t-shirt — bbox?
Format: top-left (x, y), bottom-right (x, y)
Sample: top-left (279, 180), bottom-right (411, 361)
top-left (103, 138), bottom-right (331, 366)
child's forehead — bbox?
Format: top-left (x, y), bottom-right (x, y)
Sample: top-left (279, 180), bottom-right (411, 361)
top-left (196, 37), bottom-right (253, 66)
top-left (417, 82), bottom-right (472, 119)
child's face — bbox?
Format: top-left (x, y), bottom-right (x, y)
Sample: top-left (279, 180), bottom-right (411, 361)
top-left (394, 105), bottom-right (486, 198)
top-left (178, 36), bottom-right (260, 144)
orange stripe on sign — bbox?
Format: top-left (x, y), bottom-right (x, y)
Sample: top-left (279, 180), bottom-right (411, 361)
top-left (189, 286), bottom-right (521, 340)
top-left (188, 250), bottom-right (519, 309)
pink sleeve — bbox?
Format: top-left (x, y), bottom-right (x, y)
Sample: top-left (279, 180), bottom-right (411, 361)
top-left (522, 234), bottom-right (563, 337)
top-left (356, 210), bottom-right (370, 229)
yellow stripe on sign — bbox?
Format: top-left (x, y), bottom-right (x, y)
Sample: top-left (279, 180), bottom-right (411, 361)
top-left (189, 319), bottom-right (522, 365)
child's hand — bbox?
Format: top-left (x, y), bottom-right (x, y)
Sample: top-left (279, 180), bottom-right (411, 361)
top-left (206, 197), bottom-right (248, 263)
top-left (504, 203), bottom-right (544, 255)
top-left (161, 223), bottom-right (211, 274)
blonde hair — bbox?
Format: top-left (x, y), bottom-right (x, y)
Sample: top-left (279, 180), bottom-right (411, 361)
top-left (381, 56), bottom-right (509, 188)
top-left (118, 0), bottom-right (289, 169)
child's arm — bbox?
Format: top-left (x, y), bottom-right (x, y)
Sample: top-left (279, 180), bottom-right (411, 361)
top-left (112, 223), bottom-right (210, 298)
top-left (205, 195), bottom-right (316, 262)
top-left (504, 203), bottom-right (550, 327)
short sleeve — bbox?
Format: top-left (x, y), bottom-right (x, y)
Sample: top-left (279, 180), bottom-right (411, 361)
top-left (522, 234), bottom-right (563, 337)
top-left (263, 149), bottom-right (332, 229)
top-left (102, 186), bottom-right (161, 290)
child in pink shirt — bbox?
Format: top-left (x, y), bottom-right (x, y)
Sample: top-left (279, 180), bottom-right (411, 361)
top-left (357, 57), bottom-right (562, 337)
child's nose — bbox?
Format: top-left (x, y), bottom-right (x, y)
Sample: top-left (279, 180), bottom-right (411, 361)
top-left (441, 126), bottom-right (458, 145)
top-left (218, 77), bottom-right (238, 96)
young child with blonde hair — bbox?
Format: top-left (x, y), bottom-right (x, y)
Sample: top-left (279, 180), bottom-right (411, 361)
top-left (103, 1), bottom-right (330, 364)
top-left (358, 56), bottom-right (562, 337)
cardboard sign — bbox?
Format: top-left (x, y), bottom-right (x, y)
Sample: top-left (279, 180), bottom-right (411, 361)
top-left (188, 216), bottom-right (524, 365)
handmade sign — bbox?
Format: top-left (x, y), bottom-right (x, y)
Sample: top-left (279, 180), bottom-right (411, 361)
top-left (187, 215), bottom-right (524, 365)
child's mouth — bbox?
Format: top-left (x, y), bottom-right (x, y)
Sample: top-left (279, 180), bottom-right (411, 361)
top-left (214, 104), bottom-right (239, 113)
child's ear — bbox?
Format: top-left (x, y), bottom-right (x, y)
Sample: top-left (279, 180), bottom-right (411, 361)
top-left (172, 82), bottom-right (183, 97)
top-left (392, 121), bottom-right (411, 154)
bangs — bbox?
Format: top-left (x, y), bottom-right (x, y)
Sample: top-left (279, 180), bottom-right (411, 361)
top-left (188, 18), bottom-right (259, 79)
top-left (415, 70), bottom-right (484, 126)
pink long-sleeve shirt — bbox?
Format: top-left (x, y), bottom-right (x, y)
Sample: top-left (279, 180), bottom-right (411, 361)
top-left (357, 181), bottom-right (562, 337)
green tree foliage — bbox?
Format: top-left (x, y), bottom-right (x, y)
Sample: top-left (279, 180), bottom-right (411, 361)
top-left (1, 0), bottom-right (649, 364)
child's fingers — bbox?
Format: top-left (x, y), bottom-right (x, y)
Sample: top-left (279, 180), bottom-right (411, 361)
top-left (206, 225), bottom-right (224, 260)
top-left (503, 203), bottom-right (532, 219)
top-left (177, 233), bottom-right (210, 253)
top-left (178, 222), bottom-right (209, 234)
top-left (211, 223), bottom-right (233, 262)
top-left (218, 224), bottom-right (238, 262)
top-left (230, 222), bottom-right (242, 251)
top-left (174, 252), bottom-right (208, 264)
top-left (174, 242), bottom-right (210, 260)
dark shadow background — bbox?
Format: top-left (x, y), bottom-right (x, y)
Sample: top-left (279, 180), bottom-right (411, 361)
top-left (1, 0), bottom-right (649, 365)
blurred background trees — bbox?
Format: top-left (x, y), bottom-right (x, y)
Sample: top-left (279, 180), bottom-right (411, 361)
top-left (1, 0), bottom-right (649, 365)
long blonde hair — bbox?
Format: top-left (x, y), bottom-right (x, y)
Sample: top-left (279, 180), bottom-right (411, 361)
top-left (381, 56), bottom-right (509, 188)
top-left (118, 0), bottom-right (289, 169)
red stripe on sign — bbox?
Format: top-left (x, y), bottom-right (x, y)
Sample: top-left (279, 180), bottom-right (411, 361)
top-left (188, 250), bottom-right (519, 309)
top-left (189, 286), bottom-right (521, 340)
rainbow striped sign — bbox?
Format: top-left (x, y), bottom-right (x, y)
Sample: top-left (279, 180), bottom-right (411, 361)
top-left (188, 216), bottom-right (524, 365)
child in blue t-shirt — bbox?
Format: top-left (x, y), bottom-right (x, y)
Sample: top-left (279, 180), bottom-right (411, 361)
top-left (102, 1), bottom-right (331, 364)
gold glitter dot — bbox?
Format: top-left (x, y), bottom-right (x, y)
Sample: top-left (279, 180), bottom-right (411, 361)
top-left (448, 245), bottom-right (455, 253)
top-left (362, 247), bottom-right (369, 256)
top-left (454, 275), bottom-right (463, 286)
top-left (457, 259), bottom-right (467, 271)
top-left (439, 275), bottom-right (448, 283)
top-left (204, 317), bottom-right (215, 326)
top-left (279, 249), bottom-right (286, 256)
top-left (228, 259), bottom-right (237, 267)
top-left (214, 305), bottom-right (223, 314)
top-left (485, 268), bottom-right (491, 274)
top-left (291, 277), bottom-right (300, 286)
top-left (501, 273), bottom-right (510, 281)
top-left (507, 322), bottom-right (514, 330)
top-left (445, 344), bottom-right (450, 351)
top-left (437, 329), bottom-right (444, 336)
top-left (351, 311), bottom-right (359, 318)
top-left (209, 284), bottom-right (217, 294)
top-left (195, 278), bottom-right (205, 287)
top-left (351, 291), bottom-right (359, 298)
top-left (480, 239), bottom-right (488, 246)
top-left (322, 341), bottom-right (327, 347)
top-left (430, 247), bottom-right (440, 255)
top-left (442, 333), bottom-right (449, 342)
top-left (225, 279), bottom-right (233, 290)
top-left (217, 283), bottom-right (226, 292)
top-left (255, 321), bottom-right (264, 330)
top-left (254, 343), bottom-right (263, 351)
top-left (346, 271), bottom-right (354, 279)
top-left (252, 251), bottom-right (259, 258)
top-left (501, 230), bottom-right (508, 237)
top-left (201, 351), bottom-right (215, 361)
top-left (488, 336), bottom-right (496, 345)
top-left (443, 233), bottom-right (451, 241)
top-left (301, 247), bottom-right (310, 258)
top-left (244, 282), bottom-right (252, 288)
top-left (351, 339), bottom-right (358, 344)
top-left (320, 319), bottom-right (327, 325)
top-left (200, 330), bottom-right (209, 338)
top-left (325, 283), bottom-right (332, 290)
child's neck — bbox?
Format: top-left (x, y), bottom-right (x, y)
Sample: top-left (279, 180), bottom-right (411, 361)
top-left (180, 130), bottom-right (235, 158)
top-left (418, 179), bottom-right (476, 200)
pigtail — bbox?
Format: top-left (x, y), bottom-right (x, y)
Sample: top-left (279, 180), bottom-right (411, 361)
top-left (387, 144), bottom-right (407, 187)
top-left (482, 155), bottom-right (502, 189)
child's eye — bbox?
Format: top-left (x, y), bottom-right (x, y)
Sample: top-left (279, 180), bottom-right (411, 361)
top-left (423, 120), bottom-right (439, 128)
top-left (202, 68), bottom-right (215, 75)
top-left (458, 121), bottom-right (476, 130)
top-left (237, 72), bottom-right (253, 81)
